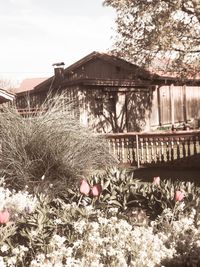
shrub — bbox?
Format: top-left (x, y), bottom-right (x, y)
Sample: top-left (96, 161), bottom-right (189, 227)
top-left (0, 94), bottom-right (116, 193)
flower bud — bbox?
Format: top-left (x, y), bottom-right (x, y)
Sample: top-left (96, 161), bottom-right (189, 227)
top-left (153, 176), bottom-right (160, 186)
top-left (0, 210), bottom-right (10, 224)
top-left (91, 183), bottom-right (102, 197)
top-left (175, 190), bottom-right (184, 201)
top-left (80, 179), bottom-right (90, 196)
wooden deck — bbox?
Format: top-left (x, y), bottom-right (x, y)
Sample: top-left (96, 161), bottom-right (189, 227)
top-left (105, 130), bottom-right (200, 168)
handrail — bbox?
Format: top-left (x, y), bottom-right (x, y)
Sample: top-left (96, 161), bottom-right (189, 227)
top-left (105, 130), bottom-right (200, 138)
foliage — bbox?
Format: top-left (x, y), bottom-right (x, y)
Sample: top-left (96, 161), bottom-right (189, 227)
top-left (104, 0), bottom-right (200, 77)
top-left (0, 93), bottom-right (116, 193)
top-left (64, 168), bottom-right (200, 223)
top-left (0, 180), bottom-right (199, 266)
top-left (64, 167), bottom-right (141, 209)
top-left (157, 208), bottom-right (200, 267)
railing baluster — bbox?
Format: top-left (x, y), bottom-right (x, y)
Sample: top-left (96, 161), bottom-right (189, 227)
top-left (161, 141), bottom-right (164, 162)
top-left (166, 140), bottom-right (170, 162)
top-left (151, 139), bottom-right (155, 163)
top-left (155, 140), bottom-right (160, 163)
top-left (170, 139), bottom-right (174, 161)
top-left (127, 138), bottom-right (132, 164)
top-left (104, 130), bottom-right (200, 167)
top-left (194, 136), bottom-right (197, 155)
top-left (177, 139), bottom-right (180, 159)
top-left (121, 138), bottom-right (125, 163)
top-left (145, 138), bottom-right (149, 163)
top-left (117, 138), bottom-right (121, 162)
top-left (132, 137), bottom-right (136, 165)
top-left (140, 138), bottom-right (144, 165)
top-left (182, 138), bottom-right (186, 158)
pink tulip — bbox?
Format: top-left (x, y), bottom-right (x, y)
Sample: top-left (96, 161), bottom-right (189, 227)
top-left (80, 179), bottom-right (90, 196)
top-left (0, 210), bottom-right (10, 224)
top-left (91, 183), bottom-right (102, 197)
top-left (153, 176), bottom-right (160, 186)
top-left (175, 191), bottom-right (184, 202)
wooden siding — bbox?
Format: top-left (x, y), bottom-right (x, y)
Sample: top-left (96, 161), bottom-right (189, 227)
top-left (186, 86), bottom-right (200, 119)
top-left (149, 85), bottom-right (200, 129)
top-left (65, 58), bottom-right (145, 82)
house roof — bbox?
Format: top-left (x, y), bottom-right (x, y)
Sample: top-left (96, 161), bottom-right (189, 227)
top-left (28, 51), bottom-right (155, 93)
top-left (16, 51), bottom-right (200, 96)
top-left (16, 78), bottom-right (48, 93)
top-left (0, 88), bottom-right (15, 103)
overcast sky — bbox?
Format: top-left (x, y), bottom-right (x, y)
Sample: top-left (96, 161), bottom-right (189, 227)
top-left (0, 0), bottom-right (115, 85)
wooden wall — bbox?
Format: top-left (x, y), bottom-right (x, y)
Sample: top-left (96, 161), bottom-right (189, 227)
top-left (15, 82), bottom-right (200, 133)
top-left (149, 85), bottom-right (200, 129)
top-left (66, 58), bottom-right (142, 81)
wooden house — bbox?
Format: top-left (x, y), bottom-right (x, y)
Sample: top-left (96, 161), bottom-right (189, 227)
top-left (15, 51), bottom-right (200, 133)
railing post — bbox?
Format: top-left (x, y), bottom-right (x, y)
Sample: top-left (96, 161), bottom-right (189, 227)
top-left (136, 134), bottom-right (140, 168)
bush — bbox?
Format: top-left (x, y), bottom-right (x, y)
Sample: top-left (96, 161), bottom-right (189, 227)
top-left (0, 94), bottom-right (115, 193)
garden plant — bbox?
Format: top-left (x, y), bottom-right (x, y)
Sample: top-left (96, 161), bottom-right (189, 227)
top-left (0, 95), bottom-right (199, 266)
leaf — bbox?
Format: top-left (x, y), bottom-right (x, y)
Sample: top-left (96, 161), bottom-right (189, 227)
top-left (103, 180), bottom-right (110, 190)
top-left (108, 200), bottom-right (123, 207)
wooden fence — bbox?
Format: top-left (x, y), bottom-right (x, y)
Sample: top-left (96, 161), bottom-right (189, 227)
top-left (105, 130), bottom-right (200, 167)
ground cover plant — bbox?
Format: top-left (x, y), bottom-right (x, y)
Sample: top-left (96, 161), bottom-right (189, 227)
top-left (0, 173), bottom-right (199, 266)
top-left (0, 94), bottom-right (115, 194)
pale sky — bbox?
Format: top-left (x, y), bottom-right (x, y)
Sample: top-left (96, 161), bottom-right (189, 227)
top-left (0, 0), bottom-right (116, 85)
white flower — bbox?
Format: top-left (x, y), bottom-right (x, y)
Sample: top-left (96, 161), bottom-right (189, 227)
top-left (74, 220), bottom-right (86, 234)
top-left (54, 218), bottom-right (62, 225)
top-left (52, 235), bottom-right (66, 246)
top-left (0, 257), bottom-right (5, 267)
top-left (1, 244), bottom-right (9, 253)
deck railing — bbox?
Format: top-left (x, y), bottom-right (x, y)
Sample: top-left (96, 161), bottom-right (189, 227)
top-left (105, 130), bottom-right (200, 167)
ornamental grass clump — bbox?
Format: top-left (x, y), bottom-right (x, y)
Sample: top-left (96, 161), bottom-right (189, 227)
top-left (0, 94), bottom-right (115, 193)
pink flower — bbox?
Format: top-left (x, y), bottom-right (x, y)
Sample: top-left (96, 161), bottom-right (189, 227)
top-left (91, 183), bottom-right (102, 197)
top-left (80, 179), bottom-right (90, 196)
top-left (0, 210), bottom-right (10, 224)
top-left (175, 191), bottom-right (184, 202)
top-left (153, 176), bottom-right (160, 186)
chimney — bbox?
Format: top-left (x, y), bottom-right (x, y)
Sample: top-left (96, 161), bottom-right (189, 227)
top-left (52, 62), bottom-right (65, 79)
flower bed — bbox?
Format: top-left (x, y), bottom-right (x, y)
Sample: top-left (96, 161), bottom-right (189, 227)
top-left (0, 172), bottom-right (200, 267)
